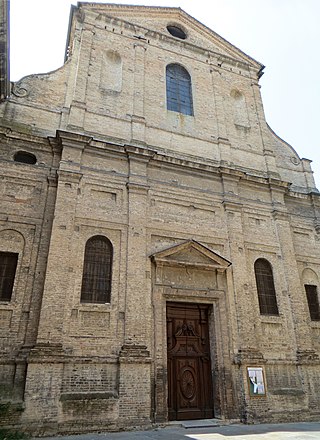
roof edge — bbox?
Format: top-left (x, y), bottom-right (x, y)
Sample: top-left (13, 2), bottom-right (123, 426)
top-left (75, 2), bottom-right (264, 70)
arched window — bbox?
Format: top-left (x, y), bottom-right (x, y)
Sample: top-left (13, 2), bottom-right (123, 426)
top-left (254, 258), bottom-right (279, 315)
top-left (166, 64), bottom-right (193, 116)
top-left (80, 236), bottom-right (113, 304)
top-left (14, 151), bottom-right (37, 164)
top-left (0, 251), bottom-right (18, 302)
top-left (304, 285), bottom-right (320, 321)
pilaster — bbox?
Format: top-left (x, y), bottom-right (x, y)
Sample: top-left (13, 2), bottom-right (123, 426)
top-left (118, 344), bottom-right (152, 427)
top-left (210, 67), bottom-right (228, 141)
top-left (22, 344), bottom-right (64, 431)
top-left (264, 148), bottom-right (280, 179)
top-left (67, 25), bottom-right (94, 130)
top-left (272, 208), bottom-right (314, 352)
top-left (123, 147), bottom-right (153, 346)
top-left (117, 147), bottom-right (153, 425)
top-left (131, 42), bottom-right (147, 143)
top-left (35, 131), bottom-right (92, 347)
top-left (301, 158), bottom-right (318, 192)
top-left (222, 170), bottom-right (259, 350)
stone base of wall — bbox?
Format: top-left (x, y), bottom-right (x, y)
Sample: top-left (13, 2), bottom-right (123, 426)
top-left (1, 348), bottom-right (320, 436)
top-left (0, 343), bottom-right (153, 436)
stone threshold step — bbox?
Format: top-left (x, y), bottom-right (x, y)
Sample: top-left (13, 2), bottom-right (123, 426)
top-left (170, 418), bottom-right (222, 429)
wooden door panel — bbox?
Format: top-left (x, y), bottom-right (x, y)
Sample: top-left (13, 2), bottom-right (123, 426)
top-left (167, 302), bottom-right (214, 420)
top-left (176, 358), bottom-right (201, 420)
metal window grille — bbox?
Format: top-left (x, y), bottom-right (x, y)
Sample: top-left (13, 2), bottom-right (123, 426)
top-left (0, 252), bottom-right (18, 302)
top-left (80, 236), bottom-right (113, 304)
top-left (254, 259), bottom-right (279, 315)
top-left (166, 64), bottom-right (193, 116)
top-left (305, 284), bottom-right (320, 321)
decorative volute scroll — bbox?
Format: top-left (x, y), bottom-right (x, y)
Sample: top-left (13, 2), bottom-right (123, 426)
top-left (150, 239), bottom-right (231, 271)
top-left (12, 82), bottom-right (29, 98)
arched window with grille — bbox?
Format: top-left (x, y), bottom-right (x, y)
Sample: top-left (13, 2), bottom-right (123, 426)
top-left (166, 63), bottom-right (193, 116)
top-left (0, 251), bottom-right (18, 302)
top-left (304, 285), bottom-right (320, 321)
top-left (254, 258), bottom-right (279, 315)
top-left (80, 235), bottom-right (113, 303)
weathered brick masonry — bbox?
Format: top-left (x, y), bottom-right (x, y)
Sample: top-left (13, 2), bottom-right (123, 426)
top-left (0, 2), bottom-right (319, 435)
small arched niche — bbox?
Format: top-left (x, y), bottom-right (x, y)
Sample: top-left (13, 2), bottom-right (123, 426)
top-left (99, 50), bottom-right (122, 93)
top-left (302, 268), bottom-right (319, 285)
top-left (0, 229), bottom-right (26, 253)
top-left (230, 89), bottom-right (250, 128)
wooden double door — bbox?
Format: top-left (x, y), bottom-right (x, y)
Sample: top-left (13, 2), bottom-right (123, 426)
top-left (167, 302), bottom-right (214, 420)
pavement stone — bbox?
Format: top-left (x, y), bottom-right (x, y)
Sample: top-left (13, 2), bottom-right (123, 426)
top-left (37, 422), bottom-right (320, 440)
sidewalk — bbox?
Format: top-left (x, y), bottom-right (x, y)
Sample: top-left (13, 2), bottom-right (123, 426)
top-left (39, 421), bottom-right (320, 440)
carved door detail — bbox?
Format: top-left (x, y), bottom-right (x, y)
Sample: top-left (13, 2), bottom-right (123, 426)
top-left (167, 302), bottom-right (214, 420)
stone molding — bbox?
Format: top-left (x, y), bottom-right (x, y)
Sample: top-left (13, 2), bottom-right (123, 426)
top-left (151, 239), bottom-right (231, 271)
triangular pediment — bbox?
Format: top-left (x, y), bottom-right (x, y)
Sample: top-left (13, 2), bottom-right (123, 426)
top-left (79, 3), bottom-right (262, 70)
top-left (151, 240), bottom-right (231, 270)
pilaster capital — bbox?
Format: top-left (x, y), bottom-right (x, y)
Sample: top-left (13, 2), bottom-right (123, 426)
top-left (48, 136), bottom-right (63, 156)
top-left (125, 145), bottom-right (154, 162)
top-left (57, 170), bottom-right (82, 184)
top-left (233, 348), bottom-right (265, 365)
top-left (222, 200), bottom-right (243, 213)
top-left (268, 177), bottom-right (290, 192)
top-left (126, 182), bottom-right (149, 195)
top-left (119, 343), bottom-right (151, 363)
top-left (272, 209), bottom-right (289, 222)
top-left (296, 349), bottom-right (319, 364)
top-left (56, 130), bottom-right (92, 150)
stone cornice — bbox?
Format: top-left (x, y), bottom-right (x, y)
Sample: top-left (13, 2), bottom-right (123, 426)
top-left (50, 131), bottom-right (306, 197)
top-left (28, 343), bottom-right (119, 364)
top-left (0, 126), bottom-right (49, 150)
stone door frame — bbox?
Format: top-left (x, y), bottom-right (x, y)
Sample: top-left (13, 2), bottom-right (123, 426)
top-left (150, 239), bottom-right (237, 422)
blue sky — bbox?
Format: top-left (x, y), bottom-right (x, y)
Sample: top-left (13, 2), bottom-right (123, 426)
top-left (10, 0), bottom-right (320, 188)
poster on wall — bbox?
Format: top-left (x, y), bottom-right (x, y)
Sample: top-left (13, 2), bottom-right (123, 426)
top-left (247, 367), bottom-right (266, 397)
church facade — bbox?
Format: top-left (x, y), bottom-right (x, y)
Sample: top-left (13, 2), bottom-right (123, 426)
top-left (0, 2), bottom-right (320, 435)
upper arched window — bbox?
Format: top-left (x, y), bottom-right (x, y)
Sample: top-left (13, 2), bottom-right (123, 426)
top-left (166, 64), bottom-right (193, 116)
top-left (80, 236), bottom-right (113, 304)
top-left (254, 258), bottom-right (279, 315)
